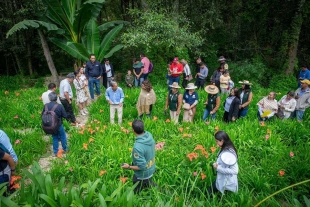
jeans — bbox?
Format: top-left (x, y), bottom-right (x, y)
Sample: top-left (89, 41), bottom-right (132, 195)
top-left (88, 77), bottom-right (100, 99)
top-left (168, 76), bottom-right (180, 90)
top-left (196, 78), bottom-right (206, 90)
top-left (203, 109), bottom-right (216, 120)
top-left (142, 73), bottom-right (148, 80)
top-left (239, 108), bottom-right (248, 118)
top-left (52, 125), bottom-right (67, 155)
top-left (60, 99), bottom-right (76, 123)
top-left (133, 174), bottom-right (156, 194)
top-left (291, 110), bottom-right (305, 121)
top-left (135, 76), bottom-right (143, 87)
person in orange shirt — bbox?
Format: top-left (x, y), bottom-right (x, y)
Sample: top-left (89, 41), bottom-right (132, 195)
top-left (168, 57), bottom-right (184, 90)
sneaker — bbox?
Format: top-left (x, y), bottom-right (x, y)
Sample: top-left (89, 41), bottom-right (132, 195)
top-left (83, 108), bottom-right (89, 114)
top-left (80, 110), bottom-right (86, 116)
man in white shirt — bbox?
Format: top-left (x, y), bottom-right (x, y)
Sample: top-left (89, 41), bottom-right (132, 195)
top-left (41, 83), bottom-right (61, 105)
top-left (102, 58), bottom-right (114, 88)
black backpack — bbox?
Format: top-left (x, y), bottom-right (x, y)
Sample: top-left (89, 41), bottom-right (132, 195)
top-left (42, 104), bottom-right (60, 135)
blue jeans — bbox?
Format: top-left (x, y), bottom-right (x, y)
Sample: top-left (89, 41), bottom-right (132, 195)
top-left (135, 77), bottom-right (143, 87)
top-left (239, 108), bottom-right (248, 118)
top-left (88, 77), bottom-right (100, 99)
top-left (168, 76), bottom-right (180, 90)
top-left (203, 109), bottom-right (216, 120)
top-left (142, 73), bottom-right (148, 80)
top-left (291, 110), bottom-right (305, 121)
top-left (52, 125), bottom-right (67, 155)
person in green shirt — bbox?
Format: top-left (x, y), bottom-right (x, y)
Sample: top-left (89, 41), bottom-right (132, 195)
top-left (165, 82), bottom-right (183, 123)
top-left (203, 85), bottom-right (220, 121)
top-left (125, 69), bottom-right (134, 88)
top-left (133, 58), bottom-right (144, 87)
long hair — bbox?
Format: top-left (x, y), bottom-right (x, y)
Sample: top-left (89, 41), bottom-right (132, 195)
top-left (230, 87), bottom-right (240, 99)
top-left (215, 130), bottom-right (238, 157)
top-left (142, 80), bottom-right (152, 92)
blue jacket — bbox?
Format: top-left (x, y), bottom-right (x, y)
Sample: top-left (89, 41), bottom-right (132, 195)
top-left (298, 69), bottom-right (310, 87)
top-left (0, 130), bottom-right (18, 162)
top-left (85, 60), bottom-right (103, 79)
top-left (132, 131), bottom-right (156, 179)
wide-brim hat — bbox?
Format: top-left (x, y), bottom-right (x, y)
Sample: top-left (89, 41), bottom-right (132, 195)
top-left (169, 82), bottom-right (181, 89)
top-left (300, 79), bottom-right (310, 85)
top-left (218, 56), bottom-right (226, 61)
top-left (205, 85), bottom-right (219, 94)
top-left (185, 83), bottom-right (197, 90)
top-left (238, 80), bottom-right (252, 85)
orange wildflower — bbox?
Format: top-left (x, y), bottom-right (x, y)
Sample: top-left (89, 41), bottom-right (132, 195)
top-left (99, 170), bottom-right (107, 176)
top-left (83, 143), bottom-right (88, 150)
top-left (128, 122), bottom-right (132, 126)
top-left (39, 96), bottom-right (42, 100)
top-left (201, 172), bottom-right (206, 180)
top-left (210, 147), bottom-right (217, 153)
top-left (15, 92), bottom-right (20, 96)
top-left (153, 116), bottom-right (158, 120)
top-left (78, 130), bottom-right (84, 135)
top-left (187, 152), bottom-right (198, 161)
top-left (178, 128), bottom-right (184, 133)
top-left (201, 149), bottom-right (209, 158)
top-left (194, 145), bottom-right (205, 151)
top-left (279, 170), bottom-right (285, 177)
top-left (57, 149), bottom-right (64, 158)
top-left (267, 129), bottom-right (271, 134)
top-left (260, 122), bottom-right (266, 126)
top-left (100, 109), bottom-right (103, 113)
top-left (89, 138), bottom-right (94, 143)
top-left (96, 127), bottom-right (99, 131)
top-left (182, 134), bottom-right (192, 138)
top-left (120, 176), bottom-right (128, 183)
top-left (103, 125), bottom-right (107, 129)
top-left (10, 175), bottom-right (22, 185)
top-left (214, 126), bottom-right (219, 131)
top-left (89, 129), bottom-right (95, 134)
top-left (175, 197), bottom-right (180, 201)
top-left (165, 119), bottom-right (171, 122)
top-left (4, 90), bottom-right (9, 95)
top-left (10, 183), bottom-right (20, 190)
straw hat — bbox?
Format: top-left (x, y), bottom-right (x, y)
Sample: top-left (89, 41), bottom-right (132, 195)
top-left (218, 56), bottom-right (226, 61)
top-left (238, 80), bottom-right (253, 85)
top-left (185, 83), bottom-right (197, 90)
top-left (169, 82), bottom-right (181, 89)
top-left (205, 85), bottom-right (219, 94)
top-left (300, 79), bottom-right (310, 85)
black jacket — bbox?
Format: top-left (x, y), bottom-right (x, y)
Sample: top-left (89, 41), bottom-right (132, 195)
top-left (224, 97), bottom-right (240, 121)
top-left (102, 63), bottom-right (114, 77)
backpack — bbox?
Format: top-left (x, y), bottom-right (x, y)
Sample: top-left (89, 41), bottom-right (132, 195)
top-left (42, 104), bottom-right (60, 135)
top-left (148, 61), bottom-right (154, 73)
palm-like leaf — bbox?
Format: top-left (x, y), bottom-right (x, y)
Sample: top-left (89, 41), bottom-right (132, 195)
top-left (6, 20), bottom-right (58, 38)
top-left (98, 20), bottom-right (129, 31)
top-left (98, 24), bottom-right (123, 61)
top-left (85, 19), bottom-right (100, 55)
top-left (104, 45), bottom-right (123, 58)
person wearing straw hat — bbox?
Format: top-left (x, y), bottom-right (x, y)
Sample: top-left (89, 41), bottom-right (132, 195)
top-left (203, 85), bottom-right (221, 121)
top-left (183, 83), bottom-right (199, 122)
top-left (165, 82), bottom-right (183, 123)
top-left (257, 91), bottom-right (278, 123)
top-left (238, 80), bottom-right (253, 118)
top-left (218, 56), bottom-right (228, 70)
top-left (292, 79), bottom-right (310, 122)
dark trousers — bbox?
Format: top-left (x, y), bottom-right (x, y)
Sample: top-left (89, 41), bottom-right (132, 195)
top-left (182, 77), bottom-right (188, 89)
top-left (223, 111), bottom-right (229, 122)
top-left (102, 74), bottom-right (107, 89)
top-left (133, 174), bottom-right (156, 194)
top-left (207, 181), bottom-right (219, 196)
top-left (196, 78), bottom-right (206, 90)
top-left (60, 99), bottom-right (76, 123)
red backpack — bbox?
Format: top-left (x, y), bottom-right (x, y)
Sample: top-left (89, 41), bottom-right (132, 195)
top-left (42, 104), bottom-right (60, 135)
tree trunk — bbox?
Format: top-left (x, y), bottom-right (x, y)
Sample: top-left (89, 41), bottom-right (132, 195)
top-left (26, 34), bottom-right (33, 75)
top-left (285, 0), bottom-right (306, 74)
top-left (12, 51), bottom-right (23, 75)
top-left (38, 30), bottom-right (59, 85)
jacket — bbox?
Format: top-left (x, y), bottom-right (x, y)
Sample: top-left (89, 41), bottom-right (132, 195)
top-left (102, 64), bottom-right (114, 77)
top-left (277, 95), bottom-right (297, 118)
top-left (216, 149), bottom-right (238, 194)
top-left (224, 97), bottom-right (240, 121)
top-left (295, 88), bottom-right (310, 111)
top-left (132, 131), bottom-right (156, 179)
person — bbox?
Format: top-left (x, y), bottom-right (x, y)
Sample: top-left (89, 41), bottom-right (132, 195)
top-left (85, 54), bottom-right (102, 100)
top-left (195, 57), bottom-right (202, 86)
top-left (0, 147), bottom-right (15, 187)
top-left (41, 83), bottom-right (61, 105)
top-left (208, 130), bottom-right (238, 195)
top-left (133, 58), bottom-right (144, 87)
top-left (195, 62), bottom-right (209, 90)
top-left (211, 66), bottom-right (224, 92)
top-left (297, 65), bottom-right (310, 88)
top-left (165, 82), bottom-right (183, 123)
top-left (276, 91), bottom-right (296, 119)
top-left (105, 81), bottom-right (124, 125)
top-left (180, 59), bottom-right (192, 89)
top-left (223, 88), bottom-right (240, 122)
top-left (168, 57), bottom-right (183, 89)
top-left (136, 80), bottom-right (156, 118)
top-left (292, 79), bottom-right (310, 122)
top-left (140, 53), bottom-right (150, 80)
top-left (59, 73), bottom-right (78, 126)
top-left (43, 92), bottom-right (68, 157)
top-left (0, 130), bottom-right (18, 163)
top-left (125, 69), bottom-right (134, 88)
top-left (73, 70), bottom-right (89, 115)
top-left (220, 70), bottom-right (230, 94)
top-left (257, 91), bottom-right (278, 123)
top-left (121, 119), bottom-right (156, 194)
top-left (203, 85), bottom-right (220, 121)
top-left (183, 83), bottom-right (199, 122)
top-left (218, 56), bottom-right (228, 70)
top-left (79, 66), bottom-right (90, 102)
top-left (238, 80), bottom-right (253, 118)
top-left (102, 58), bottom-right (114, 89)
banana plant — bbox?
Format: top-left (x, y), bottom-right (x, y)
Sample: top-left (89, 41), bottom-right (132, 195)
top-left (6, 0), bottom-right (127, 62)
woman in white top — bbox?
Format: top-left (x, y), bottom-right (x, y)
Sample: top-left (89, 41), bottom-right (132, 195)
top-left (180, 59), bottom-right (192, 89)
top-left (277, 91), bottom-right (296, 119)
top-left (73, 70), bottom-right (89, 115)
top-left (257, 91), bottom-right (278, 122)
top-left (220, 70), bottom-right (230, 94)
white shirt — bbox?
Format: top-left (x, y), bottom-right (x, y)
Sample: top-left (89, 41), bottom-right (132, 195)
top-left (105, 64), bottom-right (112, 77)
top-left (59, 79), bottom-right (73, 98)
top-left (41, 90), bottom-right (61, 105)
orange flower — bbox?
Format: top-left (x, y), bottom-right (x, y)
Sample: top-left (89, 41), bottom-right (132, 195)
top-left (121, 127), bottom-right (129, 134)
top-left (10, 183), bottom-right (20, 190)
top-left (83, 143), bottom-right (88, 150)
top-left (89, 129), bottom-right (95, 134)
top-left (120, 176), bottom-right (128, 183)
top-left (10, 175), bottom-right (22, 185)
top-left (128, 122), bottom-right (132, 126)
top-left (95, 127), bottom-right (99, 131)
top-left (178, 128), bottom-right (184, 133)
top-left (153, 116), bottom-right (158, 120)
top-left (39, 96), bottom-right (42, 100)
top-left (267, 129), bottom-right (271, 134)
top-left (100, 109), bottom-right (103, 113)
top-left (89, 138), bottom-right (94, 143)
top-left (187, 152), bottom-right (198, 162)
top-left (201, 172), bottom-right (206, 180)
top-left (214, 126), bottom-right (219, 131)
top-left (4, 90), bottom-right (9, 95)
top-left (165, 119), bottom-right (171, 122)
top-left (210, 147), bottom-right (217, 153)
top-left (201, 149), bottom-right (209, 158)
top-left (182, 134), bottom-right (192, 138)
top-left (103, 125), bottom-right (107, 129)
top-left (175, 197), bottom-right (180, 201)
top-left (57, 149), bottom-right (64, 158)
top-left (99, 170), bottom-right (107, 176)
top-left (15, 92), bottom-right (20, 96)
top-left (194, 145), bottom-right (205, 151)
top-left (78, 130), bottom-right (84, 135)
top-left (279, 170), bottom-right (285, 177)
top-left (260, 122), bottom-right (266, 126)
